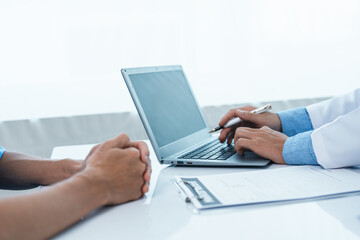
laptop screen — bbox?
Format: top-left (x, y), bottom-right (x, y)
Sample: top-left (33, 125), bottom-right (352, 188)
top-left (129, 70), bottom-right (207, 148)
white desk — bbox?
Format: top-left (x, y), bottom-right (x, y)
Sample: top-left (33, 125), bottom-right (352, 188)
top-left (51, 141), bottom-right (360, 240)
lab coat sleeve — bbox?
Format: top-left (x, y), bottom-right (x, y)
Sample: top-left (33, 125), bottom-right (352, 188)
top-left (311, 107), bottom-right (360, 169)
top-left (306, 88), bottom-right (360, 129)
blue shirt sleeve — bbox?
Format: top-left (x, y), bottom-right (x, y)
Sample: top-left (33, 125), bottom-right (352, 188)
top-left (0, 146), bottom-right (5, 160)
top-left (278, 108), bottom-right (318, 165)
top-left (282, 131), bottom-right (318, 165)
top-left (277, 107), bottom-right (314, 137)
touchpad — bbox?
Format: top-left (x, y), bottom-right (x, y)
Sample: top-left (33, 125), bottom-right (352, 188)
top-left (242, 150), bottom-right (263, 160)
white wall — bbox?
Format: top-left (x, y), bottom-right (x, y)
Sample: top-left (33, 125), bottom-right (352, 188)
top-left (1, 0), bottom-right (359, 121)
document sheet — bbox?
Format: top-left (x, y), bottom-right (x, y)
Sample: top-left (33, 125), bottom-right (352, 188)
top-left (174, 166), bottom-right (360, 209)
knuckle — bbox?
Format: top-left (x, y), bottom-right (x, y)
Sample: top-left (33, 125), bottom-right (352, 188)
top-left (102, 139), bottom-right (113, 147)
top-left (237, 138), bottom-right (245, 145)
top-left (223, 128), bottom-right (231, 136)
top-left (260, 130), bottom-right (269, 136)
top-left (257, 128), bottom-right (265, 134)
top-left (140, 142), bottom-right (150, 153)
top-left (142, 162), bottom-right (147, 172)
top-left (133, 162), bottom-right (146, 176)
top-left (127, 147), bottom-right (141, 159)
top-left (234, 141), bottom-right (239, 151)
top-left (239, 106), bottom-right (252, 113)
top-left (234, 139), bottom-right (241, 148)
top-left (237, 139), bottom-right (248, 150)
top-left (89, 143), bottom-right (101, 155)
top-left (143, 185), bottom-right (149, 193)
top-left (225, 109), bottom-right (235, 117)
top-left (119, 133), bottom-right (130, 142)
top-left (234, 143), bottom-right (242, 153)
top-left (242, 111), bottom-right (251, 118)
top-left (138, 162), bottom-right (146, 173)
top-left (244, 105), bottom-right (257, 111)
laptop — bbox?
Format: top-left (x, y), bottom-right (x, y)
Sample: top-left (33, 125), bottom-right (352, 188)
top-left (121, 65), bottom-right (270, 167)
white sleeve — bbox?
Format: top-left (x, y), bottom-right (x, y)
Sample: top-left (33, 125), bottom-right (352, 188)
top-left (306, 88), bottom-right (360, 129)
top-left (311, 107), bottom-right (360, 169)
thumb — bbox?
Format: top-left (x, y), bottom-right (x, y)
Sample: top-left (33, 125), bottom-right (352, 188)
top-left (100, 134), bottom-right (131, 151)
top-left (235, 110), bottom-right (258, 122)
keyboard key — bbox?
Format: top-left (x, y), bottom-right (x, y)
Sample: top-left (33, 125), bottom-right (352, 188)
top-left (178, 140), bottom-right (236, 160)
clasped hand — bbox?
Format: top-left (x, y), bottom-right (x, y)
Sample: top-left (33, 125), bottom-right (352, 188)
top-left (81, 134), bottom-right (151, 205)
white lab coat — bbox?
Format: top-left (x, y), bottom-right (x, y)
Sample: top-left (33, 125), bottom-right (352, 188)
top-left (306, 88), bottom-right (360, 169)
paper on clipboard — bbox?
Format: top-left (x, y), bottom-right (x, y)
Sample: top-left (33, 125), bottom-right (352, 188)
top-left (174, 166), bottom-right (360, 210)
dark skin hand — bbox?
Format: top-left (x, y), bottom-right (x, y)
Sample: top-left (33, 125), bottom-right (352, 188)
top-left (86, 140), bottom-right (151, 193)
top-left (0, 134), bottom-right (152, 240)
top-left (0, 141), bottom-right (151, 192)
top-left (218, 106), bottom-right (288, 164)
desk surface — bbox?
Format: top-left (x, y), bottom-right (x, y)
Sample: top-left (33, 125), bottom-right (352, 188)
top-left (51, 141), bottom-right (360, 240)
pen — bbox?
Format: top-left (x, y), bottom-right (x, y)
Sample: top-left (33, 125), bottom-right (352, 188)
top-left (209, 104), bottom-right (272, 133)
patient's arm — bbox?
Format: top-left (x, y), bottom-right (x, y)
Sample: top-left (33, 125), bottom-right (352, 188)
top-left (0, 151), bottom-right (83, 189)
top-left (0, 134), bottom-right (150, 240)
top-left (0, 173), bottom-right (107, 239)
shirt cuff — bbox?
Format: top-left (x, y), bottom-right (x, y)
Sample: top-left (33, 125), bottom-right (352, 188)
top-left (283, 131), bottom-right (318, 165)
top-left (0, 146), bottom-right (5, 160)
top-left (277, 107), bottom-right (314, 137)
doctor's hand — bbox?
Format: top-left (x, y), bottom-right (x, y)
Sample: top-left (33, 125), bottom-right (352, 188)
top-left (218, 106), bottom-right (282, 144)
top-left (234, 126), bottom-right (287, 164)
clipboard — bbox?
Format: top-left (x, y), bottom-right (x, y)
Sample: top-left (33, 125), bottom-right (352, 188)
top-left (174, 166), bottom-right (360, 210)
top-left (174, 177), bottom-right (223, 209)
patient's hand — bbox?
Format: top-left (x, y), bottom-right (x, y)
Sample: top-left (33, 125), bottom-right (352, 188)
top-left (234, 126), bottom-right (287, 164)
top-left (83, 134), bottom-right (150, 205)
top-left (218, 105), bottom-right (282, 144)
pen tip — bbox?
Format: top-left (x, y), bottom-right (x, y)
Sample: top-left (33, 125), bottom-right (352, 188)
top-left (209, 129), bottom-right (215, 133)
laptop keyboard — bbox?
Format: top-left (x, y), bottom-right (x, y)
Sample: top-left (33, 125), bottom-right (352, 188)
top-left (178, 140), bottom-right (236, 160)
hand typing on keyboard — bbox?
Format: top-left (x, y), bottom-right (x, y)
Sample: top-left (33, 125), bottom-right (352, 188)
top-left (218, 105), bottom-right (287, 164)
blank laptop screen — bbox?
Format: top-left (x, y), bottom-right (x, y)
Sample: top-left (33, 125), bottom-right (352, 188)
top-left (129, 70), bottom-right (207, 148)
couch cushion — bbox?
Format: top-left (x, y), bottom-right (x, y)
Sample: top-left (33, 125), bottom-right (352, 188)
top-left (0, 97), bottom-right (328, 158)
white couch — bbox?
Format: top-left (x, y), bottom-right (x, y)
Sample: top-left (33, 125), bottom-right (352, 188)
top-left (0, 97), bottom-right (328, 158)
